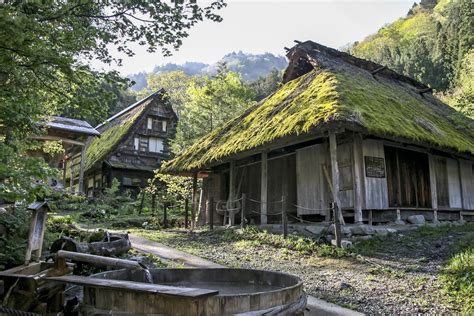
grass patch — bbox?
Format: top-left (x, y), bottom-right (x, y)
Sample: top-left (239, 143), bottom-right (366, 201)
top-left (440, 232), bottom-right (474, 313)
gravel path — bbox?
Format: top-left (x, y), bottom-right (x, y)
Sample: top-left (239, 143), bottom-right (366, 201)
top-left (134, 226), bottom-right (471, 314)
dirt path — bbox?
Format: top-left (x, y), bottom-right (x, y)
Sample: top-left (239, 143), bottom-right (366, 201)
top-left (123, 231), bottom-right (363, 316)
top-left (128, 234), bottom-right (224, 268)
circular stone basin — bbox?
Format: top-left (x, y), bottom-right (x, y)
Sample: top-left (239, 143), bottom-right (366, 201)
top-left (83, 268), bottom-right (306, 315)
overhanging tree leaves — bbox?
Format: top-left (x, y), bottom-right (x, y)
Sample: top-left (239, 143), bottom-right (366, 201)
top-left (0, 0), bottom-right (225, 202)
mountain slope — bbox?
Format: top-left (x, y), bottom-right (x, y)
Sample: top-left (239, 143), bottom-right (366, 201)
top-left (128, 52), bottom-right (287, 91)
top-left (349, 0), bottom-right (473, 117)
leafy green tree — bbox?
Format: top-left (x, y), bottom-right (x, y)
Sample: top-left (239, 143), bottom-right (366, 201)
top-left (172, 69), bottom-right (256, 152)
top-left (0, 0), bottom-right (225, 202)
top-left (250, 68), bottom-right (283, 101)
top-left (137, 71), bottom-right (206, 117)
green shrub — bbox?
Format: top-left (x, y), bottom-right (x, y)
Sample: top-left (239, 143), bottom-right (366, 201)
top-left (0, 205), bottom-right (30, 270)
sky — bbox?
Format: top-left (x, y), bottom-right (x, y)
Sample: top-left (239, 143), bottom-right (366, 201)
top-left (95, 0), bottom-right (414, 76)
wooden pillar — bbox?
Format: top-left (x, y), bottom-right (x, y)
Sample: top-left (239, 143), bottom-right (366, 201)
top-left (241, 193), bottom-right (246, 229)
top-left (191, 172), bottom-right (198, 230)
top-left (78, 145), bottom-right (86, 194)
top-left (184, 198), bottom-right (189, 229)
top-left (352, 133), bottom-right (364, 224)
top-left (209, 197), bottom-right (214, 230)
top-left (62, 158), bottom-right (68, 187)
top-left (228, 161), bottom-right (236, 226)
top-left (260, 152), bottom-right (268, 225)
top-left (428, 154), bottom-right (439, 223)
top-left (329, 132), bottom-right (344, 225)
top-left (69, 157), bottom-right (74, 192)
top-left (282, 195), bottom-right (288, 238)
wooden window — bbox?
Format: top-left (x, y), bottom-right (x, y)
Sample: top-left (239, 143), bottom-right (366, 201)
top-left (149, 137), bottom-right (164, 153)
top-left (87, 178), bottom-right (94, 189)
top-left (162, 120), bottom-right (167, 132)
top-left (384, 146), bottom-right (431, 208)
top-left (147, 117), bottom-right (153, 130)
top-left (134, 137), bottom-right (139, 151)
top-left (123, 177), bottom-right (132, 186)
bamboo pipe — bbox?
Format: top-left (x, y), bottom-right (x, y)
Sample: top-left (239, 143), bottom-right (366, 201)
top-left (56, 250), bottom-right (143, 270)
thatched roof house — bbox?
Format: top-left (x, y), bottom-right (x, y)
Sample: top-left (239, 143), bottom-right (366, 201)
top-left (164, 41), bottom-right (474, 226)
top-left (71, 90), bottom-right (177, 196)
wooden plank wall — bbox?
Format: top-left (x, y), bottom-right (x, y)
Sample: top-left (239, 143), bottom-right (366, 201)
top-left (362, 139), bottom-right (389, 209)
top-left (237, 163), bottom-right (261, 218)
top-left (295, 144), bottom-right (330, 216)
top-left (268, 154), bottom-right (296, 222)
top-left (337, 142), bottom-right (354, 209)
top-left (446, 158), bottom-right (462, 209)
top-left (459, 160), bottom-right (474, 210)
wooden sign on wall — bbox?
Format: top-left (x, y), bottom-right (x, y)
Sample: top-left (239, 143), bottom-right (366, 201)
top-left (364, 156), bottom-right (386, 178)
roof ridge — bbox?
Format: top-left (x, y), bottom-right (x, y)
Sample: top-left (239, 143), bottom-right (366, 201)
top-left (285, 41), bottom-right (429, 90)
top-left (95, 89), bottom-right (165, 129)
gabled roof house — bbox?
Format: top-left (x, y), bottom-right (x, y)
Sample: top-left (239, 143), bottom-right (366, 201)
top-left (78, 90), bottom-right (177, 196)
top-left (163, 41), bottom-right (474, 226)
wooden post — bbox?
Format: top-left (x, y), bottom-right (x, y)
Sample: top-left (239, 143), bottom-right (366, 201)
top-left (191, 172), bottom-right (198, 230)
top-left (228, 161), bottom-right (236, 226)
top-left (368, 210), bottom-right (373, 226)
top-left (163, 203), bottom-right (168, 228)
top-left (184, 198), bottom-right (189, 229)
top-left (209, 197), bottom-right (214, 230)
top-left (69, 157), bottom-right (74, 192)
top-left (78, 145), bottom-right (86, 194)
top-left (428, 154), bottom-right (439, 223)
top-left (332, 202), bottom-right (342, 247)
top-left (329, 132), bottom-right (343, 248)
top-left (241, 194), bottom-right (246, 229)
top-left (62, 158), bottom-right (68, 187)
top-left (352, 134), bottom-right (364, 224)
top-left (260, 152), bottom-right (268, 225)
top-left (138, 189), bottom-right (145, 215)
top-left (282, 195), bottom-right (288, 239)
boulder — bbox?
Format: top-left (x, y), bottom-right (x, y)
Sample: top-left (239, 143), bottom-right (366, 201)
top-left (305, 225), bottom-right (326, 236)
top-left (393, 219), bottom-right (406, 225)
top-left (331, 239), bottom-right (353, 249)
top-left (328, 224), bottom-right (351, 236)
top-left (350, 225), bottom-right (375, 235)
top-left (407, 215), bottom-right (425, 225)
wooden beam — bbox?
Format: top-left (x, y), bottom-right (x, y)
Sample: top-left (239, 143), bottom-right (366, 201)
top-left (260, 152), bottom-right (268, 225)
top-left (329, 132), bottom-right (345, 225)
top-left (352, 133), bottom-right (364, 223)
top-left (228, 161), bottom-right (236, 226)
top-left (30, 135), bottom-right (85, 146)
top-left (191, 172), bottom-right (198, 230)
top-left (78, 143), bottom-right (86, 194)
top-left (428, 154), bottom-right (438, 211)
top-left (458, 159), bottom-right (465, 211)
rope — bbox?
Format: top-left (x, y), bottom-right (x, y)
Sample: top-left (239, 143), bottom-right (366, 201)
top-left (246, 197), bottom-right (284, 204)
top-left (0, 308), bottom-right (40, 316)
top-left (292, 204), bottom-right (333, 212)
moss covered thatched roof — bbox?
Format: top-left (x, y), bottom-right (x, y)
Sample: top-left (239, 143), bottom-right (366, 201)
top-left (84, 93), bottom-right (158, 172)
top-left (163, 41), bottom-right (474, 173)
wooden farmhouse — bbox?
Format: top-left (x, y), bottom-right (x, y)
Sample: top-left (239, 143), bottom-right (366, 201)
top-left (163, 41), bottom-right (474, 226)
top-left (31, 116), bottom-right (100, 193)
top-left (80, 90), bottom-right (177, 197)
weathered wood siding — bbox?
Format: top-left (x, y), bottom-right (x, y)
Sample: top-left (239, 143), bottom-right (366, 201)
top-left (337, 142), bottom-right (354, 209)
top-left (446, 158), bottom-right (462, 209)
top-left (362, 139), bottom-right (389, 209)
top-left (460, 160), bottom-right (474, 210)
top-left (237, 163), bottom-right (261, 219)
top-left (296, 144), bottom-right (330, 216)
top-left (268, 154), bottom-right (296, 222)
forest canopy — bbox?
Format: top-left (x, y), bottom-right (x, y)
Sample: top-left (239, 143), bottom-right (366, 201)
top-left (0, 0), bottom-right (225, 202)
top-left (349, 0), bottom-right (473, 117)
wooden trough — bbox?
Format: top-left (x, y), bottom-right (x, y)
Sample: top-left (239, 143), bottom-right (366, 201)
top-left (50, 268), bottom-right (306, 315)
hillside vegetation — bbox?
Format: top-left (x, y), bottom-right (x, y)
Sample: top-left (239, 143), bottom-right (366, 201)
top-left (349, 0), bottom-right (473, 118)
